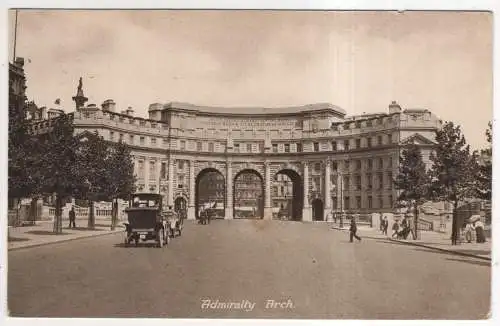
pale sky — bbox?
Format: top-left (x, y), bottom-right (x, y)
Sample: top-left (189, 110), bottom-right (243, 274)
top-left (9, 10), bottom-right (493, 150)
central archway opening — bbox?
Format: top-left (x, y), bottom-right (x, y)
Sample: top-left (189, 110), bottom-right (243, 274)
top-left (273, 169), bottom-right (303, 221)
top-left (233, 169), bottom-right (264, 219)
top-left (195, 168), bottom-right (225, 220)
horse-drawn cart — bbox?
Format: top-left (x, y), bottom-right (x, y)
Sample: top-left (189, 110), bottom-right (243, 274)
top-left (163, 208), bottom-right (184, 238)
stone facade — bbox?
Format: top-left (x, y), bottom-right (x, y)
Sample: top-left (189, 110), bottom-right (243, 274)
top-left (30, 82), bottom-right (441, 222)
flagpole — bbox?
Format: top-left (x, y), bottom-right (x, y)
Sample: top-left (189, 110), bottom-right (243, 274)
top-left (13, 9), bottom-right (18, 62)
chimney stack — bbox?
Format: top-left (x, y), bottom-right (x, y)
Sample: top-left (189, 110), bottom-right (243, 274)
top-left (389, 100), bottom-right (402, 114)
top-left (101, 99), bottom-right (116, 112)
top-left (125, 106), bottom-right (134, 116)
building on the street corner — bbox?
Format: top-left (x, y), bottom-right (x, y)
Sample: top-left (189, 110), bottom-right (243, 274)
top-left (9, 57), bottom-right (26, 118)
top-left (30, 78), bottom-right (442, 221)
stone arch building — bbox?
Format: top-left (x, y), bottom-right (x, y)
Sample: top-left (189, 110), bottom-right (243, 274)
top-left (32, 81), bottom-right (441, 221)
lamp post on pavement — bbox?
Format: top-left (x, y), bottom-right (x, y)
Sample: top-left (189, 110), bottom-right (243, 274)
top-left (339, 173), bottom-right (344, 228)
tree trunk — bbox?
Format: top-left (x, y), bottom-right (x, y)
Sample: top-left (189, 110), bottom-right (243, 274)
top-left (413, 201), bottom-right (419, 240)
top-left (451, 200), bottom-right (459, 245)
top-left (14, 198), bottom-right (21, 227)
top-left (88, 200), bottom-right (95, 229)
top-left (111, 198), bottom-right (117, 231)
top-left (29, 197), bottom-right (38, 225)
top-left (53, 195), bottom-right (63, 234)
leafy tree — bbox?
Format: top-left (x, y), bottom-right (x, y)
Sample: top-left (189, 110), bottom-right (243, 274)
top-left (35, 114), bottom-right (84, 234)
top-left (105, 141), bottom-right (137, 230)
top-left (394, 142), bottom-right (431, 240)
top-left (75, 132), bottom-right (112, 229)
top-left (428, 122), bottom-right (478, 245)
top-left (8, 74), bottom-right (30, 223)
top-left (476, 122), bottom-right (492, 200)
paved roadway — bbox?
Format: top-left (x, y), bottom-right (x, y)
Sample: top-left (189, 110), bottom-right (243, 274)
top-left (8, 220), bottom-right (490, 319)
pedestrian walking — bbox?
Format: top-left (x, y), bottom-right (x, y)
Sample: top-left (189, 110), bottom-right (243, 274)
top-left (382, 216), bottom-right (389, 235)
top-left (69, 206), bottom-right (76, 229)
top-left (391, 220), bottom-right (400, 238)
top-left (349, 217), bottom-right (361, 242)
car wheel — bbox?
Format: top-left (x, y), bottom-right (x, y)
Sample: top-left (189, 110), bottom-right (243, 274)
top-left (158, 230), bottom-right (164, 248)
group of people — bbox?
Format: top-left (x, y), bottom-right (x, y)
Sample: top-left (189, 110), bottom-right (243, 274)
top-left (391, 216), bottom-right (416, 240)
top-left (198, 208), bottom-right (212, 225)
top-left (464, 220), bottom-right (487, 243)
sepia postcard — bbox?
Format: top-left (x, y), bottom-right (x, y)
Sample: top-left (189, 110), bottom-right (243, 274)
top-left (2, 2), bottom-right (498, 325)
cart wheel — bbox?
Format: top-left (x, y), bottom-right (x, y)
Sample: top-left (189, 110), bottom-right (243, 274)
top-left (165, 229), bottom-right (170, 246)
top-left (158, 230), bottom-right (164, 248)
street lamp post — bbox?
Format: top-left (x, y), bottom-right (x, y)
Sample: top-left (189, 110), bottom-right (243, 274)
top-left (339, 173), bottom-right (344, 228)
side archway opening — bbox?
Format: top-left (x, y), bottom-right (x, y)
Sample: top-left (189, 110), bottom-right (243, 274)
top-left (195, 168), bottom-right (225, 220)
top-left (273, 169), bottom-right (303, 221)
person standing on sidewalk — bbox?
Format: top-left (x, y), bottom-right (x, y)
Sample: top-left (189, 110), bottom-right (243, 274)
top-left (382, 216), bottom-right (389, 235)
top-left (349, 217), bottom-right (361, 242)
top-left (69, 206), bottom-right (76, 229)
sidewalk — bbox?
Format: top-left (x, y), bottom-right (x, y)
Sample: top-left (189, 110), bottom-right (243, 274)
top-left (7, 219), bottom-right (125, 251)
top-left (331, 224), bottom-right (491, 261)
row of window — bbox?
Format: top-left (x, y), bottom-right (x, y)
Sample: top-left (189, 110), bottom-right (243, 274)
top-left (109, 131), bottom-right (393, 153)
top-left (334, 157), bottom-right (394, 172)
top-left (337, 172), bottom-right (394, 190)
top-left (107, 114), bottom-right (168, 129)
top-left (333, 195), bottom-right (394, 210)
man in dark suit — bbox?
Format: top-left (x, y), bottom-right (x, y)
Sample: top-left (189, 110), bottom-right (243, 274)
top-left (69, 206), bottom-right (76, 228)
top-left (349, 217), bottom-right (361, 242)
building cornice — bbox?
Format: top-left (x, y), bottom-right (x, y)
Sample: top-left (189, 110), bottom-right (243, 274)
top-left (163, 102), bottom-right (347, 118)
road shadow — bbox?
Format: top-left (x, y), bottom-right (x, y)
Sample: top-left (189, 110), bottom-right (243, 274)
top-left (371, 238), bottom-right (491, 261)
top-left (445, 257), bottom-right (491, 267)
top-left (26, 230), bottom-right (72, 236)
top-left (8, 236), bottom-right (30, 242)
top-left (69, 227), bottom-right (106, 232)
top-left (114, 243), bottom-right (161, 248)
top-left (95, 223), bottom-right (116, 228)
top-left (412, 247), bottom-right (490, 259)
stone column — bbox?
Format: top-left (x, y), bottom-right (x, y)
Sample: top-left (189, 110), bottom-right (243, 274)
top-left (224, 160), bottom-right (233, 219)
top-left (167, 157), bottom-right (174, 208)
top-left (302, 161), bottom-right (312, 221)
top-left (155, 158), bottom-right (161, 192)
top-left (144, 157), bottom-right (150, 192)
top-left (324, 159), bottom-right (332, 221)
top-left (187, 160), bottom-right (196, 220)
top-left (263, 161), bottom-right (273, 220)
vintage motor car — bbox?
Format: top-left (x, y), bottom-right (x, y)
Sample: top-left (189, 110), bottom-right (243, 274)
top-left (123, 193), bottom-right (170, 247)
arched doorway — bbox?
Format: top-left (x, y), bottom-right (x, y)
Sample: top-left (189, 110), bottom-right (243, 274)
top-left (273, 169), bottom-right (303, 221)
top-left (174, 197), bottom-right (187, 213)
top-left (233, 169), bottom-right (264, 219)
top-left (195, 168), bottom-right (225, 220)
top-left (312, 198), bottom-right (324, 221)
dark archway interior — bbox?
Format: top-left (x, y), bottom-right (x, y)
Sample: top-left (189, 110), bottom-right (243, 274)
top-left (195, 168), bottom-right (225, 220)
top-left (233, 169), bottom-right (264, 219)
top-left (312, 198), bottom-right (324, 221)
top-left (275, 169), bottom-right (303, 221)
